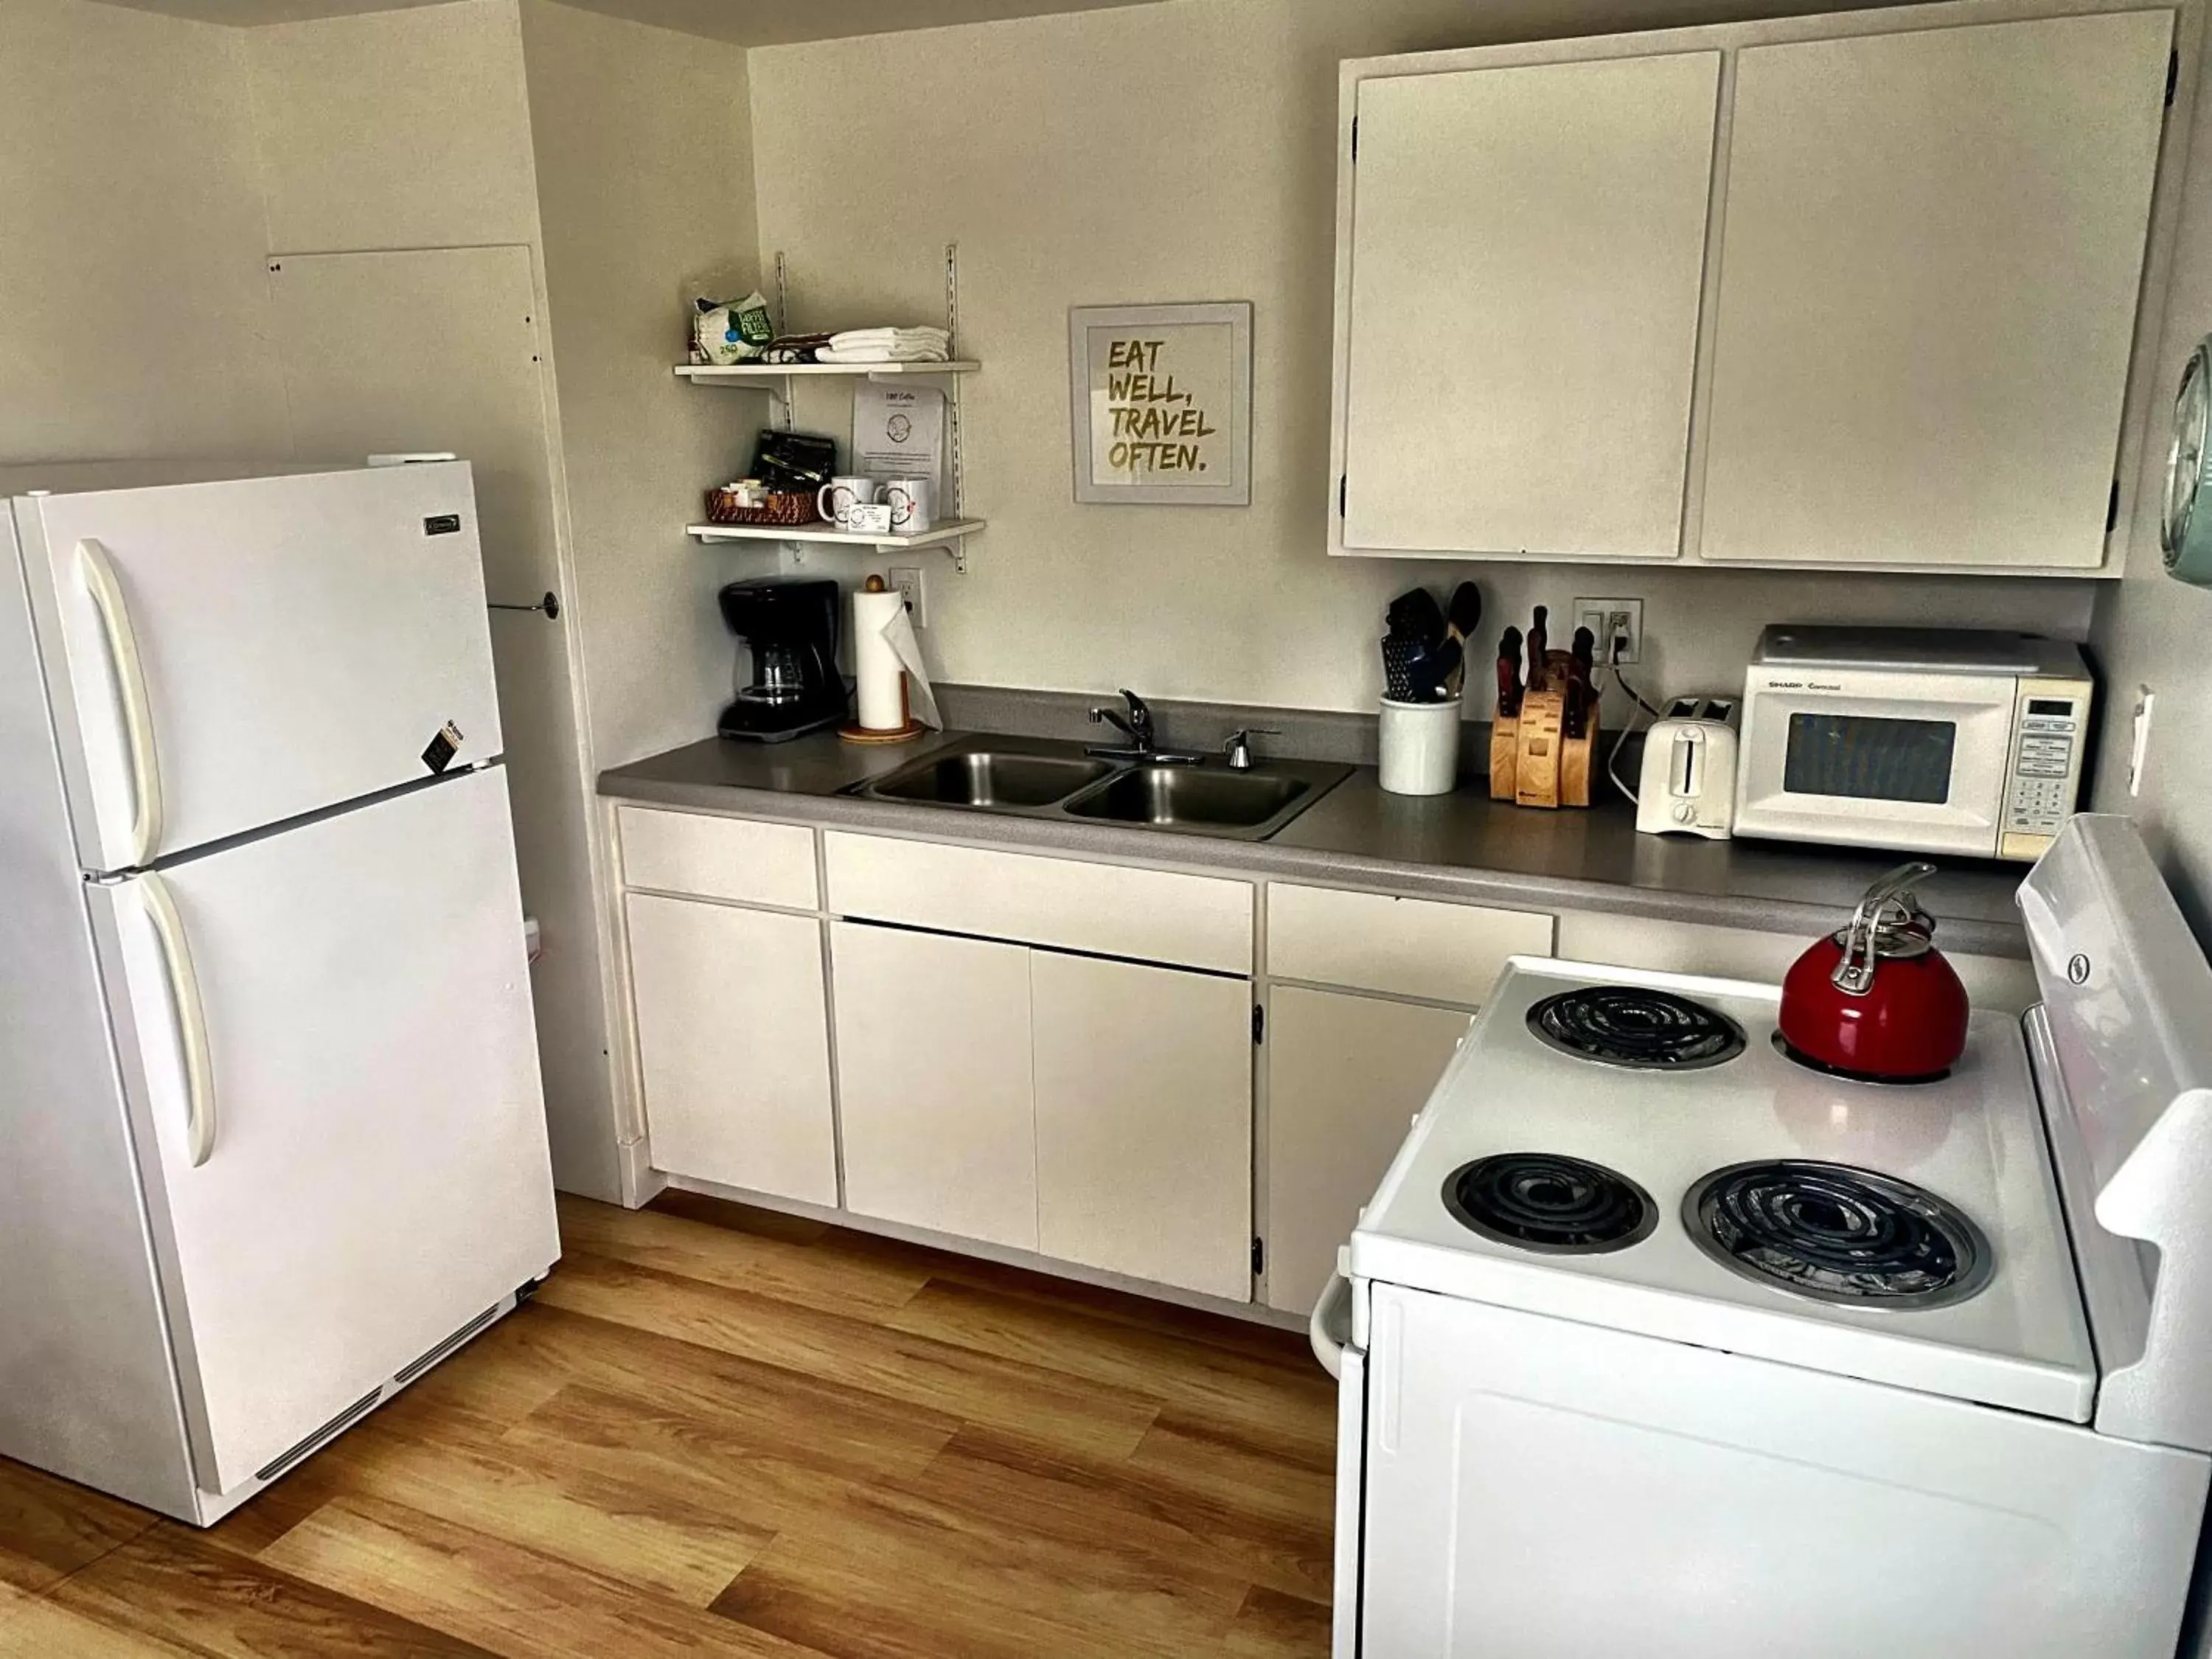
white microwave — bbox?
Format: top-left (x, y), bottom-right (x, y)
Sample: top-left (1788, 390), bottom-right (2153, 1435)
top-left (1734, 626), bottom-right (2094, 862)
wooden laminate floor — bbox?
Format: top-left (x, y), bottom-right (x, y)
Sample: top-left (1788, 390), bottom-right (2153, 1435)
top-left (0, 1192), bottom-right (1337, 1658)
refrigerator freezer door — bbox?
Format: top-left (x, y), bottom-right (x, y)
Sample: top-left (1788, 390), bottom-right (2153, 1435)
top-left (92, 767), bottom-right (556, 1498)
top-left (22, 463), bottom-right (503, 872)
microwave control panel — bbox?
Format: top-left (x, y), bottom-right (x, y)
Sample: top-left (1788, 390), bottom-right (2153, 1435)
top-left (2000, 676), bottom-right (2094, 860)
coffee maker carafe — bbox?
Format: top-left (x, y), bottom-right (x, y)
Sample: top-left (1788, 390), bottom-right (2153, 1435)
top-left (717, 577), bottom-right (847, 742)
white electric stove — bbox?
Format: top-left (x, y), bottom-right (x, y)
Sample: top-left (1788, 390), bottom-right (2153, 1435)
top-left (1314, 815), bottom-right (2212, 1659)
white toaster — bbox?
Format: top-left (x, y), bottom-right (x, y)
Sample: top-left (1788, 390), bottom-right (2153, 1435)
top-left (1635, 697), bottom-right (1739, 840)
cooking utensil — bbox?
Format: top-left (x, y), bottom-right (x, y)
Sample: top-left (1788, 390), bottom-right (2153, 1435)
top-left (1382, 636), bottom-right (1421, 701)
top-left (1387, 587), bottom-right (1447, 644)
top-left (1497, 627), bottom-right (1523, 717)
top-left (1777, 862), bottom-right (1969, 1082)
top-left (1527, 605), bottom-right (1548, 692)
top-left (1429, 637), bottom-right (1464, 701)
top-left (1444, 582), bottom-right (1484, 645)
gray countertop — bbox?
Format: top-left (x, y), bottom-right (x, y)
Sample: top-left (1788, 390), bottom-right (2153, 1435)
top-left (597, 728), bottom-right (2031, 959)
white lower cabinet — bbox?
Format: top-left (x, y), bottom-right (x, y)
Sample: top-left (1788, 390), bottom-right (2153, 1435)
top-left (829, 921), bottom-right (1040, 1251)
top-left (626, 893), bottom-right (837, 1206)
top-left (1265, 986), bottom-right (1473, 1315)
top-left (1031, 953), bottom-right (1254, 1301)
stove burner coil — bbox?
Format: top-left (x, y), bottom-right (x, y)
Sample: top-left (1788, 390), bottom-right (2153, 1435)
top-left (1686, 1160), bottom-right (1992, 1308)
top-left (1442, 1152), bottom-right (1658, 1254)
top-left (1527, 987), bottom-right (1748, 1071)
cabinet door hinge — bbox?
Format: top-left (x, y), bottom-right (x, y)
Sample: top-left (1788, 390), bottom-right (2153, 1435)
top-left (1351, 115), bottom-right (1359, 161)
top-left (1252, 1236), bottom-right (1265, 1275)
top-left (1338, 475), bottom-right (1347, 518)
top-left (1252, 1004), bottom-right (1265, 1044)
top-left (2109, 478), bottom-right (2121, 533)
top-left (2168, 49), bottom-right (2180, 107)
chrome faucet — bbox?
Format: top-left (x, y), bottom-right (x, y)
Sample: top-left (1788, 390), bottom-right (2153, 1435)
top-left (1086, 689), bottom-right (1202, 764)
top-left (1088, 688), bottom-right (1155, 753)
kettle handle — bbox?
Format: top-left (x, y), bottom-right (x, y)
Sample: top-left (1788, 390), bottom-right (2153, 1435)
top-left (1834, 861), bottom-right (1939, 995)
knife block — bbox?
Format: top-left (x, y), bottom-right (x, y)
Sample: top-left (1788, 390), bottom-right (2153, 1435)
top-left (1490, 652), bottom-right (1597, 809)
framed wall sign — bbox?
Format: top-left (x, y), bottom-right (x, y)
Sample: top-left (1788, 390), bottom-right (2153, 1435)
top-left (1068, 301), bottom-right (1252, 506)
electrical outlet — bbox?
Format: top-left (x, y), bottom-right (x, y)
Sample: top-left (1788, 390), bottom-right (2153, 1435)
top-left (1571, 597), bottom-right (1643, 664)
top-left (887, 566), bottom-right (926, 628)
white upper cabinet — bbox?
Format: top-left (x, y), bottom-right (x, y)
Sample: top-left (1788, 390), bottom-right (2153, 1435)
top-left (1336, 52), bottom-right (1721, 560)
top-left (1698, 12), bottom-right (2173, 570)
top-left (1332, 4), bottom-right (2185, 577)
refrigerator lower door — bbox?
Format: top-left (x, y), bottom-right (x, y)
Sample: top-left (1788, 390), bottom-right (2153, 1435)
top-left (23, 463), bottom-right (503, 872)
top-left (91, 765), bottom-right (556, 1499)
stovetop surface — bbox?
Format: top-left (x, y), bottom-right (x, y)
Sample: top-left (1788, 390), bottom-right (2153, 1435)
top-left (1349, 956), bottom-right (2096, 1420)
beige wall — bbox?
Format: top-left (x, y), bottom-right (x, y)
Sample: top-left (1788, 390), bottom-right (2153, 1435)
top-left (2092, 13), bottom-right (2212, 950)
top-left (0, 0), bottom-right (287, 464)
top-left (520, 0), bottom-right (761, 771)
top-left (244, 0), bottom-right (762, 1200)
top-left (246, 0), bottom-right (541, 253)
top-left (747, 0), bottom-right (2093, 715)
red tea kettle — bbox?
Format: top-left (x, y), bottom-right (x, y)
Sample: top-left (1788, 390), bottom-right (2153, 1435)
top-left (1778, 862), bottom-right (1969, 1082)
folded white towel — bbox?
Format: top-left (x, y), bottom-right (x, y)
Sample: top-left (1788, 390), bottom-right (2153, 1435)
top-left (816, 343), bottom-right (951, 364)
top-left (828, 327), bottom-right (949, 350)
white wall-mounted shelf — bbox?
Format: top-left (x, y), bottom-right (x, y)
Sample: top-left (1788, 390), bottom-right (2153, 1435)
top-left (679, 244), bottom-right (977, 574)
top-left (686, 518), bottom-right (985, 552)
top-left (675, 361), bottom-right (980, 382)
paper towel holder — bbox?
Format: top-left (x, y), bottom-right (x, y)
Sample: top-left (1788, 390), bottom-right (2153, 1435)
top-left (840, 575), bottom-right (931, 745)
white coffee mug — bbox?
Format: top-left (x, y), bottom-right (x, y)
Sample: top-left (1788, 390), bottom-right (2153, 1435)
top-left (883, 478), bottom-right (936, 535)
top-left (815, 476), bottom-right (878, 529)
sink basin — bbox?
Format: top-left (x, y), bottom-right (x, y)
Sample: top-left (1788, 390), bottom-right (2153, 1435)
top-left (849, 735), bottom-right (1352, 841)
top-left (869, 749), bottom-right (1113, 808)
top-left (1064, 765), bottom-right (1312, 830)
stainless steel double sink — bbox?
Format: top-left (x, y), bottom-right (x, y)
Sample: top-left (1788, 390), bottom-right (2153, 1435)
top-left (843, 734), bottom-right (1351, 842)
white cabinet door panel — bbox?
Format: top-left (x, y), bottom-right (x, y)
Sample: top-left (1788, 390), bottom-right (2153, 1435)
top-left (1031, 953), bottom-right (1251, 1301)
top-left (1265, 987), bottom-right (1472, 1316)
top-left (830, 922), bottom-right (1037, 1250)
top-left (94, 769), bottom-right (555, 1495)
top-left (1699, 13), bottom-right (2171, 568)
top-left (1341, 52), bottom-right (1719, 557)
top-left (627, 894), bottom-right (836, 1206)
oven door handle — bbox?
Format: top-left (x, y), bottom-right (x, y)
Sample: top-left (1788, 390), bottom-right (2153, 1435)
top-left (1310, 1269), bottom-right (1355, 1380)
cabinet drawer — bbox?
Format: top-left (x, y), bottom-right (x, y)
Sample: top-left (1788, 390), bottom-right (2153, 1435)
top-left (617, 806), bottom-right (817, 910)
top-left (1267, 883), bottom-right (1552, 1006)
top-left (824, 832), bottom-right (1251, 974)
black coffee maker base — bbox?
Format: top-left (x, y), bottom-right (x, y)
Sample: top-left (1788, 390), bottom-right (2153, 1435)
top-left (717, 702), bottom-right (846, 743)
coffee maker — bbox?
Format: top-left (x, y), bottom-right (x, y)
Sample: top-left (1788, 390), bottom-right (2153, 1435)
top-left (717, 577), bottom-right (848, 742)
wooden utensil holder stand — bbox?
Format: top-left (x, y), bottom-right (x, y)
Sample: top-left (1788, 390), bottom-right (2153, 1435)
top-left (1490, 650), bottom-right (1597, 809)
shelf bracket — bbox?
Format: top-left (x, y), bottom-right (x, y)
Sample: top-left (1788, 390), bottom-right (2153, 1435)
top-left (946, 241), bottom-right (967, 526)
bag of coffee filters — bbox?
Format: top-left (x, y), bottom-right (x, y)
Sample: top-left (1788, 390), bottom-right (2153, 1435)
top-left (692, 292), bottom-right (774, 366)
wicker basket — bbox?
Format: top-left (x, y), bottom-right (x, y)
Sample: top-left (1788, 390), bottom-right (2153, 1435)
top-left (704, 487), bottom-right (821, 528)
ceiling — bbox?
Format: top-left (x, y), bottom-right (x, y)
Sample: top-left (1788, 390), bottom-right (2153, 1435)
top-left (91, 0), bottom-right (1166, 45)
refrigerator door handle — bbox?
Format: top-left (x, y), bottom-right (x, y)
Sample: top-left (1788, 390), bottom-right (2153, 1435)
top-left (74, 538), bottom-right (164, 866)
top-left (139, 872), bottom-right (215, 1167)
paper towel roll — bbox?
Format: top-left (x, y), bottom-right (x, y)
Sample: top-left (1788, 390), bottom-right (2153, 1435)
top-left (854, 588), bottom-right (940, 731)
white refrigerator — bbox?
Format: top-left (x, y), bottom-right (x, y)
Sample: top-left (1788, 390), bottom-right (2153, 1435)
top-left (0, 459), bottom-right (559, 1525)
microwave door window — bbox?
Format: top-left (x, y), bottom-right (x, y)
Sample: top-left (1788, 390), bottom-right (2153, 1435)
top-left (1783, 713), bottom-right (1957, 804)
